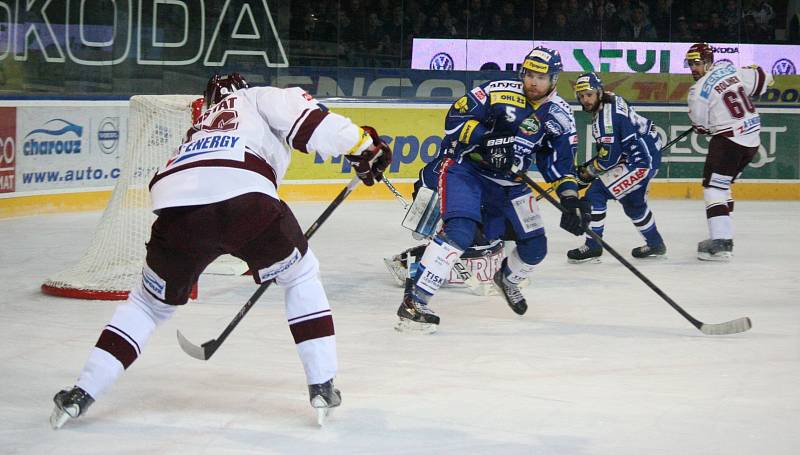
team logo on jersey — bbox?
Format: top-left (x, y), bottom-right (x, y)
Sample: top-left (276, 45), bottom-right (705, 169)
top-left (598, 146), bottom-right (609, 158)
top-left (470, 86), bottom-right (487, 104)
top-left (454, 96), bottom-right (469, 113)
top-left (519, 116), bottom-right (540, 136)
top-left (772, 59), bottom-right (796, 75)
top-left (430, 52), bottom-right (454, 70)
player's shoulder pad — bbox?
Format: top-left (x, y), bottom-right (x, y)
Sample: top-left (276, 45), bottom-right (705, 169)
top-left (544, 96), bottom-right (576, 135)
top-left (483, 79), bottom-right (523, 94)
top-left (613, 95), bottom-right (629, 115)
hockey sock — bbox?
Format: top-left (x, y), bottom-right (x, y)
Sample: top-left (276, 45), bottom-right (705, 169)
top-left (631, 207), bottom-right (664, 246)
top-left (76, 280), bottom-right (176, 399)
top-left (704, 187), bottom-right (733, 239)
top-left (277, 249), bottom-right (337, 385)
top-left (504, 239), bottom-right (544, 284)
top-left (413, 235), bottom-right (464, 303)
top-left (586, 208), bottom-right (606, 249)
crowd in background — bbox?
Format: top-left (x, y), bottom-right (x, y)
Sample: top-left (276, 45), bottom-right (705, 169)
top-left (288, 0), bottom-right (792, 67)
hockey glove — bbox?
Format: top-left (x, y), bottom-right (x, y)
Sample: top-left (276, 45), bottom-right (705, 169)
top-left (559, 195), bottom-right (591, 236)
top-left (345, 126), bottom-right (392, 186)
top-left (479, 134), bottom-right (516, 172)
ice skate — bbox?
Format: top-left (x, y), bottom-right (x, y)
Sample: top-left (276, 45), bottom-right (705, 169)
top-left (493, 269), bottom-right (527, 315)
top-left (631, 243), bottom-right (667, 259)
top-left (697, 238), bottom-right (733, 262)
top-left (567, 244), bottom-right (602, 264)
top-left (308, 378), bottom-right (341, 426)
top-left (50, 386), bottom-right (94, 429)
top-left (395, 279), bottom-right (439, 333)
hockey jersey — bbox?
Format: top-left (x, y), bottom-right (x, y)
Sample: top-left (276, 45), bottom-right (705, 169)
top-left (590, 95), bottom-right (661, 171)
top-left (442, 79), bottom-right (577, 192)
top-left (687, 61), bottom-right (773, 147)
top-left (149, 86), bottom-right (372, 212)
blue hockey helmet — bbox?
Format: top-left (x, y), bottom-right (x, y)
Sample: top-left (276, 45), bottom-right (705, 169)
top-left (574, 72), bottom-right (604, 95)
top-left (575, 72), bottom-right (604, 112)
top-left (519, 46), bottom-right (563, 81)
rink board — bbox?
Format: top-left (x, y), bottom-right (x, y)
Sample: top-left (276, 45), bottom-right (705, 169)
top-left (1, 100), bottom-right (798, 218)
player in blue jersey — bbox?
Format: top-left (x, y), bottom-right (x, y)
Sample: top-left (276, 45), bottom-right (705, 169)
top-left (395, 47), bottom-right (590, 332)
top-left (567, 72), bottom-right (667, 263)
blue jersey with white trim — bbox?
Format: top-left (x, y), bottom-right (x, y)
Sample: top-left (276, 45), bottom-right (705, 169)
top-left (440, 79), bottom-right (539, 182)
top-left (591, 95), bottom-right (660, 170)
top-left (514, 92), bottom-right (579, 195)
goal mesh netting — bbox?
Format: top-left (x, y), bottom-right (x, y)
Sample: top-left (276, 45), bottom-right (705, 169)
top-left (42, 95), bottom-right (200, 300)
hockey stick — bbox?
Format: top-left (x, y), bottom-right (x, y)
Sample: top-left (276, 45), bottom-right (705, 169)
top-left (515, 172), bottom-right (751, 335)
top-left (660, 128), bottom-right (692, 150)
top-left (177, 175), bottom-right (363, 360)
top-left (381, 177), bottom-right (493, 295)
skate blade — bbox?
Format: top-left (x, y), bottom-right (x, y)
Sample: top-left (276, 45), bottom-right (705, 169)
top-left (311, 396), bottom-right (336, 426)
top-left (567, 257), bottom-right (601, 264)
top-left (50, 407), bottom-right (70, 430)
top-left (697, 252), bottom-right (732, 262)
top-left (634, 254), bottom-right (668, 260)
top-left (394, 318), bottom-right (438, 334)
top-left (383, 258), bottom-right (406, 287)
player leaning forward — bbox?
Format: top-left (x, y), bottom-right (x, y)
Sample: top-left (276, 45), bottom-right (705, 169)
top-left (396, 47), bottom-right (589, 331)
top-left (685, 43), bottom-right (772, 261)
top-left (50, 73), bottom-right (391, 428)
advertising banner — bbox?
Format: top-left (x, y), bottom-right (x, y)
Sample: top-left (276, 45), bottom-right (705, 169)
top-left (304, 104), bottom-right (800, 181)
top-left (412, 39), bottom-right (800, 75)
top-left (0, 108), bottom-right (16, 193)
top-left (14, 106), bottom-right (128, 192)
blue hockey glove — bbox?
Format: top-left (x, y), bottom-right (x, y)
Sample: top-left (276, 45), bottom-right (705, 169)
top-left (560, 195), bottom-right (591, 236)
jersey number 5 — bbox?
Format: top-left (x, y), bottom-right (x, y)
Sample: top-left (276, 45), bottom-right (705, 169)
top-left (722, 87), bottom-right (756, 119)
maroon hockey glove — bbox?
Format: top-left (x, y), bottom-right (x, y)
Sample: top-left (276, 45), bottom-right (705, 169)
top-left (345, 126), bottom-right (392, 186)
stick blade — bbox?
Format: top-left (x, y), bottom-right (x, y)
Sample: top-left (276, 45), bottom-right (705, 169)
top-left (177, 330), bottom-right (214, 360)
top-left (700, 317), bottom-right (752, 335)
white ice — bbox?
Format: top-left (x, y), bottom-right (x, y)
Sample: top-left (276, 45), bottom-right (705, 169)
top-left (1, 199), bottom-right (798, 455)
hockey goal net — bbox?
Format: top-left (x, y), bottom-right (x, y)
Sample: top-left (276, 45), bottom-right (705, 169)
top-left (42, 95), bottom-right (207, 300)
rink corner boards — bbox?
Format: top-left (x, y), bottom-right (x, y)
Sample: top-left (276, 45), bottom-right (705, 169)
top-left (1, 179), bottom-right (798, 219)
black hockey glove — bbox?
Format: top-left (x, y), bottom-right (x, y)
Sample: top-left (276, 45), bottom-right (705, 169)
top-left (345, 125), bottom-right (392, 186)
top-left (479, 134), bottom-right (516, 172)
top-left (560, 195), bottom-right (591, 236)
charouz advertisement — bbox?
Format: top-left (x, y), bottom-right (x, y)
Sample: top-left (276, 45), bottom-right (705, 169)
top-left (14, 106), bottom-right (128, 192)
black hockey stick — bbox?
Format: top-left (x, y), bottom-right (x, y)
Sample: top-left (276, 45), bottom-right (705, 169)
top-left (516, 172), bottom-right (751, 335)
top-left (177, 175), bottom-right (363, 360)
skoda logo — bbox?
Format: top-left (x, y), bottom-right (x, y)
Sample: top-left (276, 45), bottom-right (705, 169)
top-left (772, 59), bottom-right (796, 75)
top-left (430, 52), bottom-right (454, 70)
top-left (97, 117), bottom-right (120, 154)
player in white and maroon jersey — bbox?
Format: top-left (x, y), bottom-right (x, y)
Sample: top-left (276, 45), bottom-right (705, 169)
top-left (50, 73), bottom-right (391, 429)
top-left (685, 43), bottom-right (773, 261)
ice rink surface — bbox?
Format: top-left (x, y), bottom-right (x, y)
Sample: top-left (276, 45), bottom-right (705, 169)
top-left (1, 198), bottom-right (798, 455)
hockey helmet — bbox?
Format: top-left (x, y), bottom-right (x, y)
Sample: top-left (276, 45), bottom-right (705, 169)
top-left (684, 43), bottom-right (714, 67)
top-left (204, 73), bottom-right (249, 108)
top-left (519, 46), bottom-right (563, 81)
top-left (574, 72), bottom-right (604, 112)
top-left (574, 72), bottom-right (603, 95)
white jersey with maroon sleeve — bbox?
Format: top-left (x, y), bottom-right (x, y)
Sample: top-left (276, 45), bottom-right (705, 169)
top-left (687, 61), bottom-right (772, 147)
top-left (149, 86), bottom-right (372, 212)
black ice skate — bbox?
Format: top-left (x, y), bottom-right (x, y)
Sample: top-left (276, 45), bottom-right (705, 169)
top-left (631, 243), bottom-right (667, 259)
top-left (50, 386), bottom-right (94, 429)
top-left (567, 244), bottom-right (603, 264)
top-left (493, 269), bottom-right (528, 315)
top-left (309, 378), bottom-right (341, 426)
top-left (395, 279), bottom-right (440, 333)
top-left (697, 239), bottom-right (733, 262)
